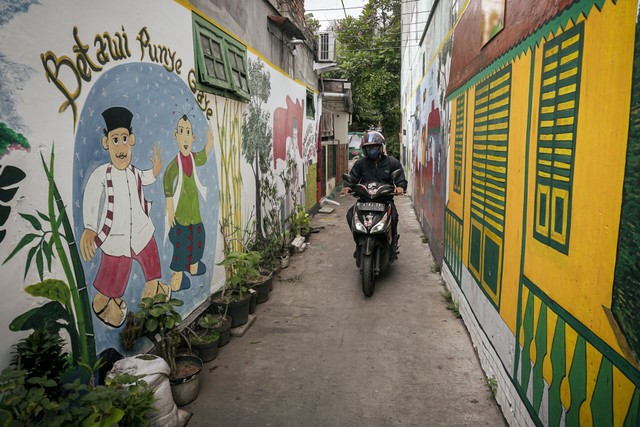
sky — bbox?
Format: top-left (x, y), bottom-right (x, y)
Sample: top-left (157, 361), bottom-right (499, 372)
top-left (304, 0), bottom-right (368, 30)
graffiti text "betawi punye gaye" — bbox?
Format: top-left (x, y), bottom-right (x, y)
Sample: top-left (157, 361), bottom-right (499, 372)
top-left (41, 26), bottom-right (183, 130)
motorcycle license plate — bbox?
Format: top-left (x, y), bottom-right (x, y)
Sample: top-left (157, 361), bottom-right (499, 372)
top-left (357, 202), bottom-right (386, 211)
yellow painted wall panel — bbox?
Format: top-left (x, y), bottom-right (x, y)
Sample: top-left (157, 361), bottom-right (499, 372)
top-left (499, 54), bottom-right (532, 334)
top-left (523, 0), bottom-right (636, 357)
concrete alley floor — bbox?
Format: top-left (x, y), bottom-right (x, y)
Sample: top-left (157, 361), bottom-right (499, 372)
top-left (185, 194), bottom-right (506, 426)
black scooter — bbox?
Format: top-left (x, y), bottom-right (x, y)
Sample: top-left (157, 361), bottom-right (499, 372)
top-left (343, 170), bottom-right (401, 297)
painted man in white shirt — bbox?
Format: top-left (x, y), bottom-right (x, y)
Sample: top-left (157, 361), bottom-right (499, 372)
top-left (80, 106), bottom-right (170, 328)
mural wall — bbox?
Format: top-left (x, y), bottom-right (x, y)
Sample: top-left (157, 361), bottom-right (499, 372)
top-left (0, 0), bottom-right (317, 365)
top-left (440, 0), bottom-right (640, 425)
top-left (406, 0), bottom-right (457, 265)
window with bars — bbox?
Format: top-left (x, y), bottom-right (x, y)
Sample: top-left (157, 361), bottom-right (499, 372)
top-left (533, 22), bottom-right (583, 254)
top-left (453, 93), bottom-right (465, 194)
top-left (193, 14), bottom-right (250, 101)
top-left (468, 65), bottom-right (512, 308)
top-left (306, 89), bottom-right (315, 119)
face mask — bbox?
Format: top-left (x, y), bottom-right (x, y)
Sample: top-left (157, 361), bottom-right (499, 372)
top-left (367, 148), bottom-right (380, 159)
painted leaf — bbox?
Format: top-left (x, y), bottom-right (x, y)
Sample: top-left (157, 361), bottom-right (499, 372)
top-left (36, 249), bottom-right (44, 281)
top-left (42, 239), bottom-right (52, 271)
top-left (0, 204), bottom-right (10, 227)
top-left (0, 186), bottom-right (19, 204)
top-left (25, 278), bottom-right (71, 306)
top-left (9, 300), bottom-right (70, 332)
top-left (19, 213), bottom-right (42, 231)
top-left (23, 245), bottom-right (38, 281)
top-left (0, 165), bottom-right (26, 189)
top-left (3, 233), bottom-right (38, 264)
top-left (36, 210), bottom-right (50, 223)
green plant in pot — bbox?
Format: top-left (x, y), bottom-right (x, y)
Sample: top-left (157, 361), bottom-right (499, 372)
top-left (187, 328), bottom-right (220, 363)
top-left (198, 313), bottom-right (232, 347)
top-left (123, 294), bottom-right (203, 406)
top-left (213, 250), bottom-right (262, 328)
top-left (288, 205), bottom-right (312, 237)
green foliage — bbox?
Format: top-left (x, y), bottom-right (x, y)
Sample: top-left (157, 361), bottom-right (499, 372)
top-left (330, 0), bottom-right (401, 155)
top-left (0, 122), bottom-right (31, 157)
top-left (0, 363), bottom-right (154, 427)
top-left (189, 329), bottom-right (219, 346)
top-left (612, 18), bottom-right (640, 362)
top-left (3, 211), bottom-right (63, 281)
top-left (4, 147), bottom-right (95, 365)
top-left (485, 375), bottom-right (498, 399)
top-left (10, 329), bottom-right (69, 396)
top-left (9, 301), bottom-right (72, 334)
top-left (441, 288), bottom-right (461, 319)
top-left (305, 13), bottom-right (321, 35)
top-left (256, 167), bottom-right (288, 268)
top-left (197, 313), bottom-right (224, 330)
top-left (129, 295), bottom-right (184, 374)
top-left (217, 250), bottom-right (262, 300)
top-left (288, 205), bottom-right (311, 236)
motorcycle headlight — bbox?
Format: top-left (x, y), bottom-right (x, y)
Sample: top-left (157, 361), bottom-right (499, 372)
top-left (354, 215), bottom-right (367, 232)
top-left (371, 212), bottom-right (388, 233)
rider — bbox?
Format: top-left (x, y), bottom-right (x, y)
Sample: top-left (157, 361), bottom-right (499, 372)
top-left (342, 131), bottom-right (407, 258)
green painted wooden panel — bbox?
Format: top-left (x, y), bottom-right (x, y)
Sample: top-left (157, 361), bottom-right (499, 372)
top-left (533, 22), bottom-right (584, 254)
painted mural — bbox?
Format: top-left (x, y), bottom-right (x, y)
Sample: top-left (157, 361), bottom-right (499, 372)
top-left (0, 0), bottom-right (317, 366)
top-left (409, 10), bottom-right (455, 265)
top-left (71, 60), bottom-right (220, 352)
top-left (438, 0), bottom-right (640, 425)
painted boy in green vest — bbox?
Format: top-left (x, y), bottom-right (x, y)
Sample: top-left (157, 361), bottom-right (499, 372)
top-left (164, 115), bottom-right (214, 291)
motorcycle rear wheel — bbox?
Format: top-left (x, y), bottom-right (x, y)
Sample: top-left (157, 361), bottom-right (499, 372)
top-left (361, 254), bottom-right (375, 297)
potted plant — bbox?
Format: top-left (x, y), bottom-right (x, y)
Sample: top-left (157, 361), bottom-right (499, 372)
top-left (212, 250), bottom-right (262, 328)
top-left (288, 205), bottom-right (312, 238)
top-left (198, 313), bottom-right (232, 347)
top-left (187, 328), bottom-right (219, 363)
top-left (127, 294), bottom-right (203, 407)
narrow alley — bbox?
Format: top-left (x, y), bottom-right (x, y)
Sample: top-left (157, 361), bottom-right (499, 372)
top-left (185, 195), bottom-right (506, 426)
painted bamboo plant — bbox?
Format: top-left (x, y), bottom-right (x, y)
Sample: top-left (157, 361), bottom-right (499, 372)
top-left (3, 146), bottom-right (96, 365)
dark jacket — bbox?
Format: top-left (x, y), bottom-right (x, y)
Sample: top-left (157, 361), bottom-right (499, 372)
top-left (348, 154), bottom-right (407, 190)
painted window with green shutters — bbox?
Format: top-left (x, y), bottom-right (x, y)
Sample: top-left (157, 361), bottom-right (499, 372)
top-left (533, 22), bottom-right (584, 254)
top-left (468, 65), bottom-right (511, 308)
top-left (192, 13), bottom-right (250, 101)
top-left (453, 93), bottom-right (465, 194)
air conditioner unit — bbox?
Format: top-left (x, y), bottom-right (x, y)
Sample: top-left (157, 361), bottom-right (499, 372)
top-left (318, 32), bottom-right (336, 62)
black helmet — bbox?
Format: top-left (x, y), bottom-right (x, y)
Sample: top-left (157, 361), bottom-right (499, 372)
top-left (361, 131), bottom-right (385, 147)
top-left (361, 131), bottom-right (385, 159)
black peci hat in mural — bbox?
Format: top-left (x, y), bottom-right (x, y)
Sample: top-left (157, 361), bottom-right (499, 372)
top-left (101, 106), bottom-right (133, 134)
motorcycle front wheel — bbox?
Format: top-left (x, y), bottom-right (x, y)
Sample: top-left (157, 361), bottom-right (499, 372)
top-left (361, 254), bottom-right (375, 297)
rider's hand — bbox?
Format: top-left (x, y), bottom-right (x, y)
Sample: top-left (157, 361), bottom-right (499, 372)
top-left (395, 187), bottom-right (405, 195)
top-left (341, 186), bottom-right (352, 195)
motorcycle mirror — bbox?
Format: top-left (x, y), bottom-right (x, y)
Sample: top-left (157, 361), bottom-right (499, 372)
top-left (342, 173), bottom-right (354, 185)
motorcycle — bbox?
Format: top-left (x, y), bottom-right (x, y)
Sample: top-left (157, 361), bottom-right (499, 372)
top-left (343, 170), bottom-right (401, 297)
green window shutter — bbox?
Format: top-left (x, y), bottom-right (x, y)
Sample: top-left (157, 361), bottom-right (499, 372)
top-left (194, 20), bottom-right (231, 90)
top-left (192, 13), bottom-right (250, 101)
top-left (454, 93), bottom-right (465, 194)
top-left (533, 22), bottom-right (583, 254)
top-left (469, 65), bottom-right (511, 308)
top-left (226, 38), bottom-right (250, 100)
